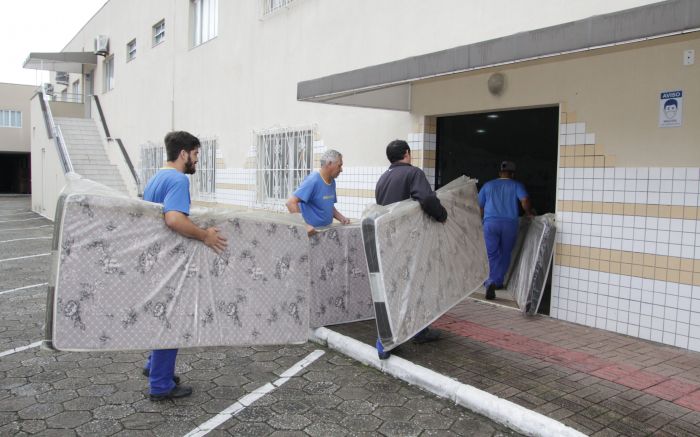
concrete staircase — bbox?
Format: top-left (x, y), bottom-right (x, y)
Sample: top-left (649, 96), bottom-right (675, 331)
top-left (54, 117), bottom-right (129, 194)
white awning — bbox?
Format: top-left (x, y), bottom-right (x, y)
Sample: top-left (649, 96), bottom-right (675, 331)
top-left (23, 52), bottom-right (98, 74)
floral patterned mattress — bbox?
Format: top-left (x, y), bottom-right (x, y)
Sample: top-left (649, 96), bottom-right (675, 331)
top-left (361, 176), bottom-right (488, 351)
top-left (46, 177), bottom-right (372, 352)
top-left (506, 214), bottom-right (556, 315)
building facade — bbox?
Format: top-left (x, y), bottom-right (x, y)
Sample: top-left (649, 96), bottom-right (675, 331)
top-left (28, 0), bottom-right (700, 351)
top-left (0, 82), bottom-right (35, 193)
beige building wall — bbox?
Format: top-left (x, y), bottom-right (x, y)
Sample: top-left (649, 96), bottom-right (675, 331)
top-left (411, 34), bottom-right (699, 166)
top-left (0, 83), bottom-right (36, 153)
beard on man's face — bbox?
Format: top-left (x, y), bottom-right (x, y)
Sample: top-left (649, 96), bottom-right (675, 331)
top-left (184, 155), bottom-right (197, 174)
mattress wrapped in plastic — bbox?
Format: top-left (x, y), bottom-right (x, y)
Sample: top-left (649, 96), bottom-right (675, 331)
top-left (46, 176), bottom-right (371, 352)
top-left (505, 214), bottom-right (556, 315)
top-left (361, 176), bottom-right (488, 351)
top-left (309, 226), bottom-right (373, 327)
top-left (503, 217), bottom-right (531, 287)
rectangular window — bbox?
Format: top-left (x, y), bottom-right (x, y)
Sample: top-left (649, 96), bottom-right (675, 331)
top-left (139, 141), bottom-right (165, 187)
top-left (127, 39), bottom-right (136, 61)
top-left (191, 137), bottom-right (217, 201)
top-left (261, 0), bottom-right (295, 16)
top-left (152, 20), bottom-right (165, 46)
top-left (0, 110), bottom-right (22, 128)
top-left (256, 127), bottom-right (313, 203)
top-left (103, 56), bottom-right (114, 92)
top-left (71, 80), bottom-right (80, 102)
top-left (191, 0), bottom-right (218, 47)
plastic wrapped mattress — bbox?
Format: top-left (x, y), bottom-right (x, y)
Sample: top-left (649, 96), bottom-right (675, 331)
top-left (309, 226), bottom-right (373, 327)
top-left (46, 176), bottom-right (371, 352)
top-left (361, 176), bottom-right (488, 351)
top-left (505, 214), bottom-right (556, 315)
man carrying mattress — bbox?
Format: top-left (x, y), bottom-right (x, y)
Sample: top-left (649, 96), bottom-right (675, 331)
top-left (478, 160), bottom-right (534, 300)
top-left (374, 139), bottom-right (447, 359)
top-left (286, 149), bottom-right (351, 235)
top-left (142, 131), bottom-right (228, 401)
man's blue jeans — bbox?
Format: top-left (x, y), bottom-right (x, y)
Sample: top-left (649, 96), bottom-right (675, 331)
top-left (145, 349), bottom-right (178, 395)
top-left (483, 218), bottom-right (519, 288)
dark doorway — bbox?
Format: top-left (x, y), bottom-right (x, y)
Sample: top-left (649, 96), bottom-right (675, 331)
top-left (0, 153), bottom-right (31, 194)
top-left (436, 106), bottom-right (559, 313)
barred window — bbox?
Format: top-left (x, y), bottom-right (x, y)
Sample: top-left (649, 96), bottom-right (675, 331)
top-left (139, 141), bottom-right (165, 188)
top-left (256, 127), bottom-right (313, 204)
top-left (191, 137), bottom-right (217, 201)
top-left (261, 0), bottom-right (295, 16)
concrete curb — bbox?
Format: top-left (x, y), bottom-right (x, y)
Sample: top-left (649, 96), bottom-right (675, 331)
top-left (310, 327), bottom-right (586, 437)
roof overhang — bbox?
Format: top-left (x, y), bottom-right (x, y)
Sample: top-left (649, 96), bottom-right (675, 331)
top-left (23, 52), bottom-right (97, 74)
top-left (297, 0), bottom-right (700, 111)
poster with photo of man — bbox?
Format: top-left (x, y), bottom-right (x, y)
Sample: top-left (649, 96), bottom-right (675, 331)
top-left (659, 90), bottom-right (683, 128)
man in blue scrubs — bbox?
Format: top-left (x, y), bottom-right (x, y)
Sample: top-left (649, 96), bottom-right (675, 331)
top-left (478, 161), bottom-right (533, 300)
top-left (286, 149), bottom-right (350, 234)
top-left (142, 131), bottom-right (228, 401)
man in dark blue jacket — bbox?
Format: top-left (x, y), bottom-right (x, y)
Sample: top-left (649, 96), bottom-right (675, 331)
top-left (374, 139), bottom-right (447, 359)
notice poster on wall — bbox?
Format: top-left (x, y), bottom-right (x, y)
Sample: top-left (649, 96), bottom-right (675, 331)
top-left (659, 90), bottom-right (683, 128)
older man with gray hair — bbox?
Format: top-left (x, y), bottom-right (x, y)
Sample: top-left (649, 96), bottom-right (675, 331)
top-left (286, 149), bottom-right (350, 235)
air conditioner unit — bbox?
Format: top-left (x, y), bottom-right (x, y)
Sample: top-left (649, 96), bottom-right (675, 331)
top-left (94, 35), bottom-right (109, 56)
top-left (56, 72), bottom-right (69, 85)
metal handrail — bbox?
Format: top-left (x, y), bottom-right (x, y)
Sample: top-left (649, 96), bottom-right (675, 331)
top-left (55, 126), bottom-right (74, 174)
top-left (46, 92), bottom-right (84, 104)
top-left (39, 85), bottom-right (74, 174)
top-left (92, 94), bottom-right (141, 195)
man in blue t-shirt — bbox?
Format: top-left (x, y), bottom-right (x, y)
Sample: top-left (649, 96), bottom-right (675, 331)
top-left (142, 131), bottom-right (228, 401)
top-left (478, 161), bottom-right (534, 300)
top-left (286, 149), bottom-right (350, 235)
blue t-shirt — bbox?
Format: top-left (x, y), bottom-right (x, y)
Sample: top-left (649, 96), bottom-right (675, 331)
top-left (143, 168), bottom-right (191, 215)
top-left (293, 172), bottom-right (336, 227)
top-left (478, 178), bottom-right (528, 222)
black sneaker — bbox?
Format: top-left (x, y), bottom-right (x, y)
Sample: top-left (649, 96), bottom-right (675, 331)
top-left (149, 385), bottom-right (193, 401)
top-left (485, 283), bottom-right (496, 300)
top-left (376, 338), bottom-right (391, 360)
top-left (412, 328), bottom-right (441, 344)
top-left (378, 350), bottom-right (391, 360)
top-left (142, 368), bottom-right (181, 385)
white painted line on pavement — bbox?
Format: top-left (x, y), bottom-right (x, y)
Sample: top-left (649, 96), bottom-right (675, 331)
top-left (0, 237), bottom-right (52, 244)
top-left (0, 225), bottom-right (52, 232)
top-left (0, 217), bottom-right (44, 223)
top-left (0, 212), bottom-right (34, 217)
top-left (0, 253), bottom-right (51, 263)
top-left (0, 283), bottom-right (48, 296)
top-left (0, 341), bottom-right (42, 358)
top-left (311, 328), bottom-right (586, 437)
top-left (184, 349), bottom-right (325, 437)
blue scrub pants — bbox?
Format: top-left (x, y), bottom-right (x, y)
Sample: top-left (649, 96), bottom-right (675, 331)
top-left (144, 349), bottom-right (178, 395)
top-left (483, 218), bottom-right (519, 288)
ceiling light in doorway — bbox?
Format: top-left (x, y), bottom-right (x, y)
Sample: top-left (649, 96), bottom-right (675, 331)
top-left (487, 114), bottom-right (499, 119)
top-left (476, 129), bottom-right (486, 134)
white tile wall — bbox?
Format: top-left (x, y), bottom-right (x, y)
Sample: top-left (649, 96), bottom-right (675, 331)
top-left (553, 265), bottom-right (700, 350)
top-left (553, 166), bottom-right (700, 351)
